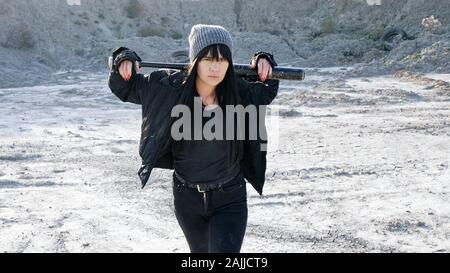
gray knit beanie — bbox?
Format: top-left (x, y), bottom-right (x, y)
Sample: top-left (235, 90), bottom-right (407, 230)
top-left (188, 24), bottom-right (233, 63)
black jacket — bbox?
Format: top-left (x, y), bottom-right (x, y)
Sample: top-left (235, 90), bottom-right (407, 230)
top-left (108, 49), bottom-right (279, 195)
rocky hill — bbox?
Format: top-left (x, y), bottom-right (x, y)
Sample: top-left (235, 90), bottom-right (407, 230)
top-left (0, 0), bottom-right (449, 87)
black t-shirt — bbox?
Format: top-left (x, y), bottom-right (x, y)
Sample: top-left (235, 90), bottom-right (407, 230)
top-left (172, 103), bottom-right (240, 184)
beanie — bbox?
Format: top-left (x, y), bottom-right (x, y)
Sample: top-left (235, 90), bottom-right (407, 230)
top-left (188, 24), bottom-right (233, 63)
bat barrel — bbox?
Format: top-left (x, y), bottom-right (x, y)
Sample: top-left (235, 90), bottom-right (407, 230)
top-left (139, 62), bottom-right (305, 81)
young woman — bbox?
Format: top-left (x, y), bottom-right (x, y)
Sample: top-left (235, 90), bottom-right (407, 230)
top-left (108, 24), bottom-right (279, 253)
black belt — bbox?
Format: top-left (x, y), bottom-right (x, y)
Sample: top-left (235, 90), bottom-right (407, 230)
top-left (174, 171), bottom-right (239, 192)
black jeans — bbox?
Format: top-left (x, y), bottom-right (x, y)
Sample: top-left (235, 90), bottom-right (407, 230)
top-left (173, 173), bottom-right (248, 253)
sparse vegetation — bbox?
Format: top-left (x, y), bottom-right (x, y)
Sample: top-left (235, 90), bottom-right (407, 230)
top-left (311, 17), bottom-right (337, 39)
top-left (79, 11), bottom-right (89, 20)
top-left (74, 48), bottom-right (84, 56)
top-left (138, 25), bottom-right (165, 38)
top-left (375, 42), bottom-right (388, 51)
top-left (74, 20), bottom-right (83, 26)
top-left (125, 0), bottom-right (145, 19)
top-left (320, 17), bottom-right (337, 35)
top-left (268, 28), bottom-right (283, 36)
top-left (311, 31), bottom-right (322, 39)
top-left (111, 23), bottom-right (122, 38)
top-left (2, 24), bottom-right (35, 50)
top-left (171, 31), bottom-right (183, 40)
top-left (343, 50), bottom-right (363, 59)
top-left (161, 17), bottom-right (170, 25)
top-left (367, 24), bottom-right (386, 41)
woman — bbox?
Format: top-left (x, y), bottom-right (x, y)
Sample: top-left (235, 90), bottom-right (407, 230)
top-left (108, 24), bottom-right (279, 253)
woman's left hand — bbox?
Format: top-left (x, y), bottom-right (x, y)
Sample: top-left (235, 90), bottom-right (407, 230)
top-left (250, 58), bottom-right (273, 82)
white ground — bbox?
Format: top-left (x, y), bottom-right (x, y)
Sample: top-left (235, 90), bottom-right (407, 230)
top-left (0, 68), bottom-right (449, 252)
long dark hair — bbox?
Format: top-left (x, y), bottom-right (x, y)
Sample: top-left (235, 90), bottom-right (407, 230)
top-left (181, 43), bottom-right (243, 167)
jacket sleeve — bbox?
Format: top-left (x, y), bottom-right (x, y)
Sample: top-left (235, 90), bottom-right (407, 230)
top-left (107, 47), bottom-right (153, 105)
top-left (108, 70), bottom-right (153, 105)
top-left (237, 77), bottom-right (279, 106)
top-left (237, 51), bottom-right (279, 105)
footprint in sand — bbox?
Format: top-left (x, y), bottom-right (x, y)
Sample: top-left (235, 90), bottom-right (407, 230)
top-left (0, 154), bottom-right (42, 161)
top-left (67, 131), bottom-right (82, 138)
top-left (110, 147), bottom-right (125, 154)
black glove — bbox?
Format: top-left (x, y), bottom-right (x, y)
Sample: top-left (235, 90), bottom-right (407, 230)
top-left (110, 47), bottom-right (142, 72)
top-left (250, 51), bottom-right (278, 68)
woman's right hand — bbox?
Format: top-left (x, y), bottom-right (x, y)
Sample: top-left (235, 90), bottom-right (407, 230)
top-left (119, 60), bottom-right (140, 81)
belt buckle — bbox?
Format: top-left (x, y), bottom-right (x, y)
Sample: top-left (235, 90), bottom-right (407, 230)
top-left (196, 185), bottom-right (206, 193)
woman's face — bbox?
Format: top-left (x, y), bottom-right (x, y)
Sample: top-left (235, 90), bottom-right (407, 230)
top-left (196, 51), bottom-right (229, 89)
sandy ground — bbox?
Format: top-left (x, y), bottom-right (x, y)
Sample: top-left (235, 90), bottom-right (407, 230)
top-left (0, 67), bottom-right (449, 253)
